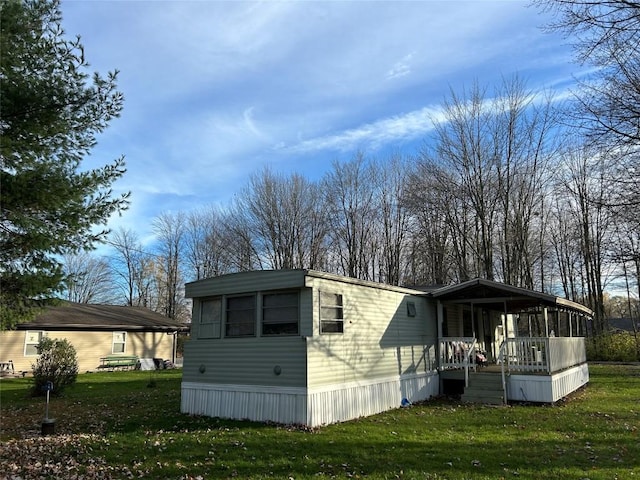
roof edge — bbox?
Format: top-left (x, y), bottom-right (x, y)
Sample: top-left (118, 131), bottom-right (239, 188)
top-left (431, 278), bottom-right (593, 317)
top-left (304, 269), bottom-right (426, 295)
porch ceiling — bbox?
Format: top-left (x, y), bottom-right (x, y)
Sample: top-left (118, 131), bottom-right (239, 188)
top-left (430, 278), bottom-right (593, 316)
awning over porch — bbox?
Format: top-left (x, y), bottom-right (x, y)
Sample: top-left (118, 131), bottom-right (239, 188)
top-left (429, 279), bottom-right (592, 403)
top-left (430, 278), bottom-right (593, 317)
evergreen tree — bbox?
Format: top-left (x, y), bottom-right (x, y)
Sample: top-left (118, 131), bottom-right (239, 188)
top-left (0, 0), bottom-right (129, 329)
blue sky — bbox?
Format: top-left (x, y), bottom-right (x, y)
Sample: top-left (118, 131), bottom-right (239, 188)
top-left (60, 1), bottom-right (581, 246)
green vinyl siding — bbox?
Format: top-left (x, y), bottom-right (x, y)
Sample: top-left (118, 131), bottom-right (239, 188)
top-left (306, 276), bottom-right (437, 389)
top-left (182, 336), bottom-right (306, 387)
top-left (183, 269), bottom-right (436, 391)
top-left (184, 270), bottom-right (311, 388)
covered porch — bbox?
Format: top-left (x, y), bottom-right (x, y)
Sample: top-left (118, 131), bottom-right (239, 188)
top-left (431, 279), bottom-right (593, 404)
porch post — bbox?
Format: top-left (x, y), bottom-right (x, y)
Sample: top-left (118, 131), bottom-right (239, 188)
top-left (471, 302), bottom-right (476, 337)
top-left (502, 301), bottom-right (508, 338)
top-left (544, 307), bottom-right (549, 337)
top-left (569, 311), bottom-right (573, 337)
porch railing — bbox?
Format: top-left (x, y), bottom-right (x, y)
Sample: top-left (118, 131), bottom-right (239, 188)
top-left (500, 337), bottom-right (586, 374)
top-left (438, 337), bottom-right (477, 386)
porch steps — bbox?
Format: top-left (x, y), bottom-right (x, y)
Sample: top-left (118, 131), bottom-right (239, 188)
top-left (462, 372), bottom-right (504, 405)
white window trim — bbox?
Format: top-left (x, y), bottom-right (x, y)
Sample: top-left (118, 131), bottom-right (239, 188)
top-left (24, 331), bottom-right (45, 356)
top-left (319, 291), bottom-right (344, 334)
top-left (112, 331), bottom-right (127, 354)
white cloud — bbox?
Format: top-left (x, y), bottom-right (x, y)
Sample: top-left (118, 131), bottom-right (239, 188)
top-left (57, 0), bottom-right (582, 243)
top-left (243, 107), bottom-right (270, 141)
top-left (386, 53), bottom-right (415, 80)
top-left (282, 105), bottom-right (447, 154)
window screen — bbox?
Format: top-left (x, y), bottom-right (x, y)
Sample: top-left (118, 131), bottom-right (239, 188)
top-left (226, 295), bottom-right (256, 337)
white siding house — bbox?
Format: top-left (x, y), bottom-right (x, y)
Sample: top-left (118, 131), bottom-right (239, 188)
top-left (181, 270), bottom-right (591, 426)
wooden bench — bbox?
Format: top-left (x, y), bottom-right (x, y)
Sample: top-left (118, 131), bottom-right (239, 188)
top-left (99, 355), bottom-right (139, 370)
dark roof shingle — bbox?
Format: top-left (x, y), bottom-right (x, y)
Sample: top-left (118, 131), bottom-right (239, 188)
top-left (17, 303), bottom-right (190, 332)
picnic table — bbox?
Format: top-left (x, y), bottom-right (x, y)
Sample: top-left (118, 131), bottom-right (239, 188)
top-left (99, 355), bottom-right (139, 370)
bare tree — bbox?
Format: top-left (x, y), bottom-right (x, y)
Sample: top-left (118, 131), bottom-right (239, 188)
top-left (62, 252), bottom-right (115, 304)
top-left (376, 154), bottom-right (411, 285)
top-left (494, 77), bottom-right (558, 289)
top-left (185, 206), bottom-right (234, 280)
top-left (153, 211), bottom-right (187, 320)
top-left (323, 154), bottom-right (379, 280)
top-left (535, 1), bottom-right (640, 148)
top-left (133, 255), bottom-right (159, 310)
top-left (403, 162), bottom-right (458, 285)
top-left (557, 145), bottom-right (615, 334)
top-left (419, 77), bottom-right (560, 287)
top-left (535, 0), bottom-right (640, 213)
top-left (223, 199), bottom-right (264, 272)
top-left (610, 201), bottom-right (640, 333)
top-left (110, 228), bottom-right (148, 306)
top-left (427, 82), bottom-right (501, 280)
top-left (230, 168), bottom-right (329, 271)
top-left (548, 197), bottom-right (583, 301)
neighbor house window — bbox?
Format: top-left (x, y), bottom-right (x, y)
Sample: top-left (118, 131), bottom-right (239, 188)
top-left (200, 298), bottom-right (222, 339)
top-left (112, 331), bottom-right (127, 353)
top-left (262, 292), bottom-right (299, 336)
top-left (226, 295), bottom-right (256, 337)
top-left (407, 301), bottom-right (417, 317)
top-left (320, 292), bottom-right (344, 333)
top-left (24, 331), bottom-right (45, 356)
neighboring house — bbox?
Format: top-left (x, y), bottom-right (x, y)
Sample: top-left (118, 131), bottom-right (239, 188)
top-left (608, 317), bottom-right (639, 333)
top-left (181, 270), bottom-right (592, 427)
top-left (0, 303), bottom-right (189, 374)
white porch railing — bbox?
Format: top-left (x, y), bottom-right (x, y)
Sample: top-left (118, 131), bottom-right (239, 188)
top-left (501, 337), bottom-right (586, 373)
top-left (438, 337), bottom-right (477, 386)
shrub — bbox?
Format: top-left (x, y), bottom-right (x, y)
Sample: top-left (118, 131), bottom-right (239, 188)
top-left (586, 332), bottom-right (640, 362)
top-left (176, 333), bottom-right (190, 358)
top-left (31, 337), bottom-right (79, 396)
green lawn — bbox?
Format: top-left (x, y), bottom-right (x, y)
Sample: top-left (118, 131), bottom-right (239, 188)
top-left (1, 364), bottom-right (638, 479)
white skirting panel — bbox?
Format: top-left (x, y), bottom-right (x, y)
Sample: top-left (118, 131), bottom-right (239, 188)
top-left (181, 371), bottom-right (439, 427)
top-left (307, 372), bottom-right (439, 427)
top-left (549, 362), bottom-right (589, 401)
top-left (507, 363), bottom-right (589, 403)
top-left (181, 382), bottom-right (308, 425)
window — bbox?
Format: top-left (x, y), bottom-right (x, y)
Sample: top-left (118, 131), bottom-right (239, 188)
top-left (320, 292), bottom-right (344, 333)
top-left (200, 298), bottom-right (222, 339)
top-left (226, 295), bottom-right (256, 337)
top-left (262, 292), bottom-right (299, 336)
top-left (112, 331), bottom-right (127, 353)
top-left (407, 301), bottom-right (416, 317)
top-left (24, 331), bottom-right (44, 356)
